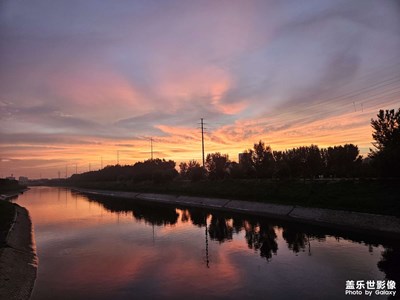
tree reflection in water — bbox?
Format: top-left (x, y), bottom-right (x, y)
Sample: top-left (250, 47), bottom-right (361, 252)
top-left (132, 205), bottom-right (179, 226)
top-left (188, 208), bottom-right (208, 227)
top-left (208, 215), bottom-right (233, 243)
top-left (378, 243), bottom-right (400, 294)
top-left (243, 220), bottom-right (278, 261)
top-left (282, 228), bottom-right (307, 254)
top-left (79, 192), bottom-right (400, 282)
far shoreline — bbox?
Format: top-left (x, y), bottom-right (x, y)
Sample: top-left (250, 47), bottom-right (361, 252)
top-left (72, 186), bottom-right (400, 240)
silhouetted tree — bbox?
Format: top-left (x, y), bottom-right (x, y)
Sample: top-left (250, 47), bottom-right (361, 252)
top-left (285, 145), bottom-right (323, 179)
top-left (205, 152), bottom-right (230, 179)
top-left (238, 151), bottom-right (256, 178)
top-left (324, 144), bottom-right (362, 178)
top-left (69, 158), bottom-right (178, 184)
top-left (250, 141), bottom-right (275, 178)
top-left (227, 161), bottom-right (243, 178)
top-left (187, 160), bottom-right (204, 181)
top-left (370, 108), bottom-right (400, 177)
top-left (273, 150), bottom-right (291, 178)
top-left (179, 160), bottom-right (202, 180)
top-left (179, 162), bottom-right (188, 177)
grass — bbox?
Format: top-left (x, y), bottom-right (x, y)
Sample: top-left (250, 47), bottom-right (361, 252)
top-left (0, 201), bottom-right (15, 246)
top-left (0, 184), bottom-right (23, 246)
top-left (71, 178), bottom-right (400, 217)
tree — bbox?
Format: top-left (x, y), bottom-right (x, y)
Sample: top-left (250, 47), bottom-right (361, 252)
top-left (179, 162), bottom-right (188, 177)
top-left (184, 160), bottom-right (204, 181)
top-left (325, 144), bottom-right (362, 178)
top-left (284, 145), bottom-right (322, 179)
top-left (298, 145), bottom-right (323, 179)
top-left (250, 141), bottom-right (275, 178)
top-left (205, 152), bottom-right (229, 179)
top-left (273, 150), bottom-right (291, 178)
top-left (371, 109), bottom-right (400, 153)
top-left (370, 108), bottom-right (400, 177)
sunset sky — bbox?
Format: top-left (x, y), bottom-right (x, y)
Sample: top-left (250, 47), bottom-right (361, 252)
top-left (1, 0), bottom-right (400, 179)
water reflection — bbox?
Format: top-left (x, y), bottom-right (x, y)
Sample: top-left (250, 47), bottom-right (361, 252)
top-left (378, 245), bottom-right (400, 295)
top-left (13, 188), bottom-right (400, 300)
top-left (245, 221), bottom-right (278, 261)
top-left (78, 191), bottom-right (400, 268)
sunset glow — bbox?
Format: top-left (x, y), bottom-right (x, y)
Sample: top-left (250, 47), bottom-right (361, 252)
top-left (1, 0), bottom-right (399, 178)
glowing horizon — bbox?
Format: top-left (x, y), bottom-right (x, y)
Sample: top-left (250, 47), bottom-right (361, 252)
top-left (1, 0), bottom-right (400, 179)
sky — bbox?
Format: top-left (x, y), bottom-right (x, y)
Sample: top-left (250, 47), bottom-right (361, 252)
top-left (1, 0), bottom-right (400, 179)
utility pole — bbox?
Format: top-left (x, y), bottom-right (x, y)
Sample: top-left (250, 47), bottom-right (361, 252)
top-left (117, 150), bottom-right (119, 165)
top-left (65, 165), bottom-right (68, 178)
top-left (150, 138), bottom-right (153, 160)
top-left (201, 118), bottom-right (205, 168)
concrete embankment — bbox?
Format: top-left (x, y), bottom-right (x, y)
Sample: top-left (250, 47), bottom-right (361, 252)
top-left (73, 188), bottom-right (400, 240)
top-left (0, 192), bottom-right (24, 201)
top-left (0, 205), bottom-right (38, 300)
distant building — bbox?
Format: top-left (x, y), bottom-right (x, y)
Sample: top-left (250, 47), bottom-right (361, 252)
top-left (6, 174), bottom-right (15, 181)
top-left (19, 176), bottom-right (29, 184)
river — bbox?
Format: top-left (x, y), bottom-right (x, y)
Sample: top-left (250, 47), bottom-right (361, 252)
top-left (14, 187), bottom-right (399, 299)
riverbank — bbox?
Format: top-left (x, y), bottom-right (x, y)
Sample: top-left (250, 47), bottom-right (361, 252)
top-left (0, 191), bottom-right (27, 246)
top-left (69, 179), bottom-right (400, 217)
top-left (0, 198), bottom-right (37, 300)
top-left (73, 187), bottom-right (400, 240)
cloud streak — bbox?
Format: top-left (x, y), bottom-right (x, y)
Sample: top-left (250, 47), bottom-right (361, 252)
top-left (1, 0), bottom-right (399, 178)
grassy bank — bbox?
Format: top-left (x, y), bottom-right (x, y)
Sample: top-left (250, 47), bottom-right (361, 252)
top-left (70, 178), bottom-right (400, 217)
top-left (0, 180), bottom-right (26, 246)
top-left (0, 201), bottom-right (15, 246)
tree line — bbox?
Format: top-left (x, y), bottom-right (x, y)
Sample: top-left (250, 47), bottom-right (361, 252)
top-left (68, 108), bottom-right (399, 184)
top-left (188, 142), bottom-right (364, 180)
top-left (182, 108), bottom-right (400, 180)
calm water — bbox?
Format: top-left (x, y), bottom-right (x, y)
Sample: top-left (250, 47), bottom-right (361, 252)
top-left (14, 187), bottom-right (399, 300)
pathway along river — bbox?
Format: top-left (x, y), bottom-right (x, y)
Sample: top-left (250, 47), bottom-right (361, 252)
top-left (14, 187), bottom-right (399, 300)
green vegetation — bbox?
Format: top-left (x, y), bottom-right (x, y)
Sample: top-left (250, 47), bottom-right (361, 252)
top-left (72, 178), bottom-right (400, 217)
